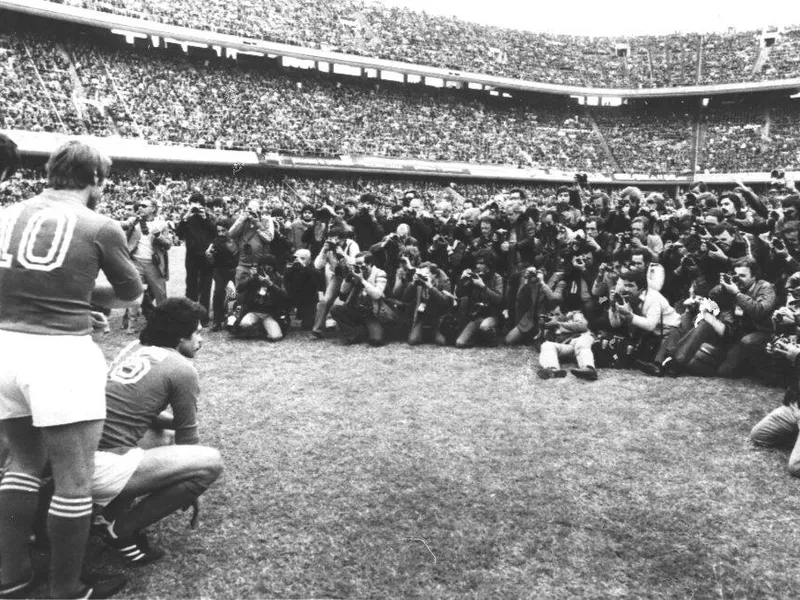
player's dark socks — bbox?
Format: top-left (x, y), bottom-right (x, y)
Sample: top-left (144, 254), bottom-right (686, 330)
top-left (0, 472), bottom-right (42, 584)
top-left (114, 477), bottom-right (209, 538)
top-left (47, 495), bottom-right (93, 598)
top-left (102, 529), bottom-right (165, 566)
top-left (32, 477), bottom-right (54, 549)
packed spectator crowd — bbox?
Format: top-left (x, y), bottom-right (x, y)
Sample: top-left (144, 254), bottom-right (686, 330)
top-left (3, 19), bottom-right (800, 176)
top-left (41, 0), bottom-right (800, 87)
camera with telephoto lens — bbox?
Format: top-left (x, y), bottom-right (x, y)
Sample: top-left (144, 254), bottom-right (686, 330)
top-left (722, 273), bottom-right (733, 285)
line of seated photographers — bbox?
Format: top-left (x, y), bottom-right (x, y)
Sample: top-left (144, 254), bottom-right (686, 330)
top-left (213, 176), bottom-right (800, 394)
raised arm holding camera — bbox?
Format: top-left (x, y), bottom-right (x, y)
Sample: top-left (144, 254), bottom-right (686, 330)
top-left (453, 249), bottom-right (504, 348)
top-left (228, 199), bottom-right (275, 287)
top-left (330, 251), bottom-right (389, 345)
top-left (311, 225), bottom-right (359, 338)
top-left (176, 192), bottom-right (217, 315)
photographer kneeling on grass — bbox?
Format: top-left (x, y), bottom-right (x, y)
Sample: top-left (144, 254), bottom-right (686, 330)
top-left (92, 298), bottom-right (223, 565)
top-left (453, 249), bottom-right (505, 348)
top-left (329, 251), bottom-right (390, 345)
top-left (228, 255), bottom-right (291, 341)
top-left (394, 260), bottom-right (453, 346)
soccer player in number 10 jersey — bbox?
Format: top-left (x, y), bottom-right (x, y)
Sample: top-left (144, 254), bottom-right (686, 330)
top-left (0, 139), bottom-right (143, 599)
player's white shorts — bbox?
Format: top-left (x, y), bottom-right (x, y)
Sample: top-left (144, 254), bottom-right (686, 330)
top-left (92, 448), bottom-right (144, 507)
top-left (0, 330), bottom-right (107, 427)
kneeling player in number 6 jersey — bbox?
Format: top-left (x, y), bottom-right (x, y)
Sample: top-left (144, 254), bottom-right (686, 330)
top-left (91, 297), bottom-right (223, 566)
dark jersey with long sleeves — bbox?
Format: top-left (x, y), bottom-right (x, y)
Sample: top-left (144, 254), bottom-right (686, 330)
top-left (0, 190), bottom-right (142, 335)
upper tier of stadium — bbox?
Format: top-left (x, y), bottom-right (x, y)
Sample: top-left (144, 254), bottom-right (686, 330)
top-left (30, 0), bottom-right (800, 88)
top-left (2, 13), bottom-right (799, 177)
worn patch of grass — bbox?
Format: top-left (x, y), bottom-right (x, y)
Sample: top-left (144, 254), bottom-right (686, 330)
top-left (36, 250), bottom-right (800, 598)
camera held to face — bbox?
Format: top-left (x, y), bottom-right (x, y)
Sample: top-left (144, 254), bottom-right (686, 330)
top-left (460, 269), bottom-right (480, 285)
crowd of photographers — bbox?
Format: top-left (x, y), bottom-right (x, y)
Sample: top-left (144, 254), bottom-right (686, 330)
top-left (15, 165), bottom-right (793, 393)
top-left (45, 0), bottom-right (800, 87)
top-left (5, 162), bottom-right (800, 471)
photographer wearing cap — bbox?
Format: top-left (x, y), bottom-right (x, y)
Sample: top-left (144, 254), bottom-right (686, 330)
top-left (453, 249), bottom-right (505, 348)
top-left (329, 251), bottom-right (388, 345)
top-left (176, 192), bottom-right (217, 315)
top-left (228, 199), bottom-right (275, 287)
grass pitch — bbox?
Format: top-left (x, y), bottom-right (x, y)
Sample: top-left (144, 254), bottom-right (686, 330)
top-left (73, 251), bottom-right (800, 597)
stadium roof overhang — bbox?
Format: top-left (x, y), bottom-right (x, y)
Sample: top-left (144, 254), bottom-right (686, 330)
top-left (4, 0), bottom-right (800, 100)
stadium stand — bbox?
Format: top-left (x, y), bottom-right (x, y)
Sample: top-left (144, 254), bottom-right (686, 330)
top-left (36, 0), bottom-right (800, 87)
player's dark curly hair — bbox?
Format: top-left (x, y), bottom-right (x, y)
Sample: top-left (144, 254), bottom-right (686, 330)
top-left (140, 297), bottom-right (207, 348)
top-left (0, 133), bottom-right (21, 181)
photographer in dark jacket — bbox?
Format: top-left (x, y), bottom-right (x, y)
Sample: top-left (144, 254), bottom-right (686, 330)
top-left (206, 219), bottom-right (238, 331)
top-left (348, 193), bottom-right (384, 251)
top-left (395, 261), bottom-right (452, 345)
top-left (230, 255), bottom-right (291, 341)
top-left (284, 249), bottom-right (323, 330)
top-left (453, 249), bottom-right (505, 348)
top-left (716, 258), bottom-right (777, 377)
top-left (176, 192), bottom-right (217, 314)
